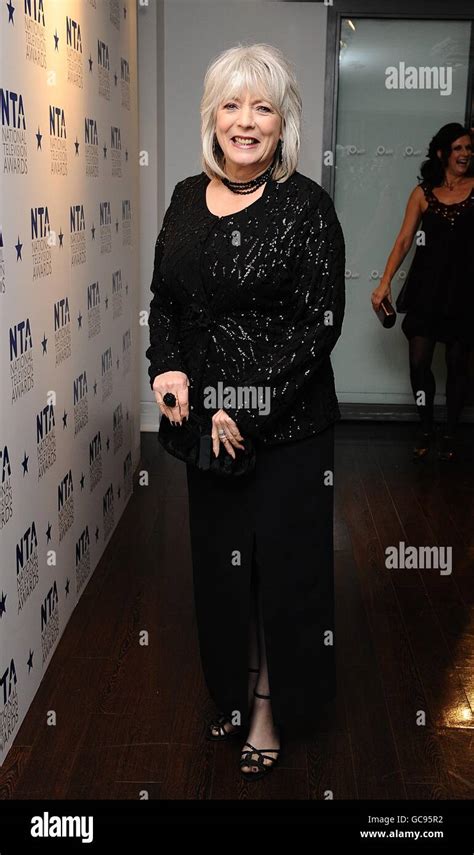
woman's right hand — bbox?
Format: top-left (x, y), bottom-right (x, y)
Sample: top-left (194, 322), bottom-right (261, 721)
top-left (371, 280), bottom-right (392, 312)
top-left (152, 371), bottom-right (190, 425)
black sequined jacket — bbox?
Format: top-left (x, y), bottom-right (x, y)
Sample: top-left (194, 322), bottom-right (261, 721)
top-left (145, 170), bottom-right (346, 446)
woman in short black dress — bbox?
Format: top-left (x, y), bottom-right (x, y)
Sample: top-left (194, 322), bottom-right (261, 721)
top-left (145, 44), bottom-right (345, 780)
top-left (372, 123), bottom-right (474, 461)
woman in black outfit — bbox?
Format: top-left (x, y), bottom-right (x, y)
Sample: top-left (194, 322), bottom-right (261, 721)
top-left (145, 43), bottom-right (345, 781)
top-left (372, 123), bottom-right (474, 461)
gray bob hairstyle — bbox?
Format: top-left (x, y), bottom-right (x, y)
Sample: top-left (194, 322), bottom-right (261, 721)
top-left (200, 43), bottom-right (302, 183)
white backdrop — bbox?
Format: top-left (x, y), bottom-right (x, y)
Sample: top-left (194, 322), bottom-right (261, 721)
top-left (0, 0), bottom-right (139, 766)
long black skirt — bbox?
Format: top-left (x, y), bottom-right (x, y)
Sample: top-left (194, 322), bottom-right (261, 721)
top-left (185, 422), bottom-right (336, 737)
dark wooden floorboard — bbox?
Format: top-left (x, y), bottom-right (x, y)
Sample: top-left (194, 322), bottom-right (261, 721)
top-left (2, 421), bottom-right (473, 800)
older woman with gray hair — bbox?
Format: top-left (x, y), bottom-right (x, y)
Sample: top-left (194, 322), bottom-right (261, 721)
top-left (146, 43), bottom-right (345, 782)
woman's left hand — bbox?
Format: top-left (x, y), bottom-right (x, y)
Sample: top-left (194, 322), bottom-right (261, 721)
top-left (211, 409), bottom-right (245, 459)
top-left (371, 281), bottom-right (392, 312)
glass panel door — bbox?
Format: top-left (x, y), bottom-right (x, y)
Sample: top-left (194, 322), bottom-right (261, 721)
top-left (332, 18), bottom-right (472, 406)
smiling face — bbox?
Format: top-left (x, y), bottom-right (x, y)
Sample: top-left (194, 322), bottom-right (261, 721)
top-left (214, 87), bottom-right (282, 179)
top-left (438, 134), bottom-right (472, 179)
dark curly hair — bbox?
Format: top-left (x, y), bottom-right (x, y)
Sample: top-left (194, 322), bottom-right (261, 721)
top-left (419, 123), bottom-right (473, 188)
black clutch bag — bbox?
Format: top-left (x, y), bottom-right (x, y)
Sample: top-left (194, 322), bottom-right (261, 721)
top-left (376, 296), bottom-right (396, 328)
top-left (157, 408), bottom-right (257, 477)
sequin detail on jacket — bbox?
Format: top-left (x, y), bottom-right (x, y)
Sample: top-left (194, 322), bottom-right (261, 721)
top-left (145, 171), bottom-right (346, 446)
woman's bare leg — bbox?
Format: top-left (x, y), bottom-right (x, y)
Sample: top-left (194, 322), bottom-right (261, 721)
top-left (247, 566), bottom-right (260, 705)
top-left (241, 574), bottom-right (280, 772)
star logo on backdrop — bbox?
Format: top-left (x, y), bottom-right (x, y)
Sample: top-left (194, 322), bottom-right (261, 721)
top-left (91, 224), bottom-right (96, 239)
top-left (36, 127), bottom-right (42, 149)
top-left (77, 311), bottom-right (82, 329)
top-left (116, 357), bottom-right (119, 371)
top-left (95, 525), bottom-right (99, 542)
top-left (53, 29), bottom-right (59, 50)
top-left (115, 219), bottom-right (119, 232)
top-left (6, 0), bottom-right (14, 24)
top-left (117, 485), bottom-right (121, 500)
top-left (114, 72), bottom-right (118, 86)
top-left (46, 522), bottom-right (52, 542)
top-left (15, 236), bottom-right (23, 260)
top-left (62, 410), bottom-right (68, 429)
top-left (105, 296), bottom-right (109, 310)
top-left (80, 473), bottom-right (85, 490)
top-left (0, 592), bottom-right (7, 617)
top-left (41, 333), bottom-right (48, 354)
top-left (65, 578), bottom-right (70, 597)
top-left (93, 380), bottom-right (98, 395)
top-left (89, 55), bottom-right (93, 72)
top-left (21, 452), bottom-right (29, 475)
top-left (58, 228), bottom-right (64, 247)
top-left (103, 144), bottom-right (107, 159)
top-left (27, 650), bottom-right (34, 672)
top-left (74, 138), bottom-right (80, 155)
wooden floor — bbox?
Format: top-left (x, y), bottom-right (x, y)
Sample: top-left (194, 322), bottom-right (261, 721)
top-left (2, 421), bottom-right (473, 800)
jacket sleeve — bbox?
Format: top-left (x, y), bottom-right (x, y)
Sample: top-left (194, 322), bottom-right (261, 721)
top-left (223, 189), bottom-right (346, 437)
top-left (145, 181), bottom-right (187, 389)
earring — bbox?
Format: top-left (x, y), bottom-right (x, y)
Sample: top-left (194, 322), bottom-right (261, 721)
top-left (278, 139), bottom-right (284, 164)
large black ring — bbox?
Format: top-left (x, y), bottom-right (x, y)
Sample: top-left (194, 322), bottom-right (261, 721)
top-left (163, 392), bottom-right (177, 408)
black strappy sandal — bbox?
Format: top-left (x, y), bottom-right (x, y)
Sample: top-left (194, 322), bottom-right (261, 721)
top-left (239, 689), bottom-right (281, 781)
top-left (206, 667), bottom-right (259, 741)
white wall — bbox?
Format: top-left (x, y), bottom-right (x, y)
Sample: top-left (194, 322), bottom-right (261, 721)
top-left (138, 0), bottom-right (165, 434)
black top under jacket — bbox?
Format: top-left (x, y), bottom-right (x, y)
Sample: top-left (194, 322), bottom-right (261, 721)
top-left (145, 169), bottom-right (346, 446)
